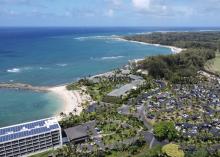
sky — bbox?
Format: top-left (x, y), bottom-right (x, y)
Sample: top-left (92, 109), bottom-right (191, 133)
top-left (0, 0), bottom-right (220, 27)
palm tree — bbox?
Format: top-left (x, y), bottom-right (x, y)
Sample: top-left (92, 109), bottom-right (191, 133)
top-left (60, 112), bottom-right (66, 118)
top-left (69, 112), bottom-right (73, 117)
top-left (61, 144), bottom-right (75, 157)
top-left (73, 108), bottom-right (77, 115)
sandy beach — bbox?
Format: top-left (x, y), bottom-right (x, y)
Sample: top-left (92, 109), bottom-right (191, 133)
top-left (117, 37), bottom-right (184, 54)
top-left (49, 85), bottom-right (91, 117)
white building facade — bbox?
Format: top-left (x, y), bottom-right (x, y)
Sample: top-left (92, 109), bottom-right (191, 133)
top-left (0, 117), bottom-right (62, 157)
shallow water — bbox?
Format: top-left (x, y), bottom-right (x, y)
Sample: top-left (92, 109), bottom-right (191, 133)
top-left (0, 89), bottom-right (61, 127)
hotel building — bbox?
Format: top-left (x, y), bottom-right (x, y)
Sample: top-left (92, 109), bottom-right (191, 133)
top-left (0, 117), bottom-right (62, 157)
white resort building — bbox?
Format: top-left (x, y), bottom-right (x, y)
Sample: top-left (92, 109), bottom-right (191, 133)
top-left (0, 117), bottom-right (62, 157)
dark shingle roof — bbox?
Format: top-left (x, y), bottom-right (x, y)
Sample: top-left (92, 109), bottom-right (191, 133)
top-left (64, 125), bottom-right (88, 141)
top-left (64, 121), bottom-right (96, 141)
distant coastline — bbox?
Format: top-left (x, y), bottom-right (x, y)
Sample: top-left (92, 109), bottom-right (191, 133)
top-left (117, 37), bottom-right (184, 54)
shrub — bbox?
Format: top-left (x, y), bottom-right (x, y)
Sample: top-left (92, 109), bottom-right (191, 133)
top-left (162, 143), bottom-right (184, 157)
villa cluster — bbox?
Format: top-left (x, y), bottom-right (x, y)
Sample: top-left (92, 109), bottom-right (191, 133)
top-left (65, 69), bottom-right (220, 154)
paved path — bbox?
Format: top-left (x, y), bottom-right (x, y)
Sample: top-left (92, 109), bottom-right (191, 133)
top-left (149, 137), bottom-right (155, 148)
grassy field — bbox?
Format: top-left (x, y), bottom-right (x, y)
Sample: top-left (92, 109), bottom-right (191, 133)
top-left (205, 53), bottom-right (220, 74)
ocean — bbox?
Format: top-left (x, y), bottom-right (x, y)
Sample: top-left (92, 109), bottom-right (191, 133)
top-left (0, 27), bottom-right (219, 126)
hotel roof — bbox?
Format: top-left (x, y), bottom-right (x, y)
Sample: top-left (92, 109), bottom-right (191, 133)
top-left (108, 80), bottom-right (144, 97)
top-left (0, 117), bottom-right (60, 143)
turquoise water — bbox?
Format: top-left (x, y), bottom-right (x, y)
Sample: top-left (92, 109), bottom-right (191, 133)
top-left (1, 27), bottom-right (213, 126)
top-left (0, 89), bottom-right (62, 127)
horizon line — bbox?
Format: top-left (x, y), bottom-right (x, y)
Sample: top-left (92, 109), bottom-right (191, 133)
top-left (1, 26), bottom-right (220, 28)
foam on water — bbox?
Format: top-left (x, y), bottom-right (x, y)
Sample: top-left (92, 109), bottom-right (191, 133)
top-left (6, 66), bottom-right (49, 73)
top-left (7, 68), bottom-right (21, 73)
top-left (90, 56), bottom-right (125, 61)
top-left (74, 35), bottom-right (120, 41)
top-left (56, 63), bottom-right (68, 67)
top-left (101, 56), bottom-right (124, 60)
top-left (7, 67), bottom-right (32, 73)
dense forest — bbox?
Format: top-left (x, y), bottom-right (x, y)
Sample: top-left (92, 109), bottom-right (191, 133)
top-left (124, 32), bottom-right (220, 50)
top-left (124, 32), bottom-right (219, 83)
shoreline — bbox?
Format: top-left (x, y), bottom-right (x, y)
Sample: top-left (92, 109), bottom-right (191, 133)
top-left (117, 37), bottom-right (184, 54)
top-left (49, 85), bottom-right (91, 119)
top-left (90, 37), bottom-right (184, 79)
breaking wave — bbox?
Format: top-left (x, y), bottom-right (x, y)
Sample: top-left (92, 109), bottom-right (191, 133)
top-left (7, 68), bottom-right (21, 73)
top-left (6, 66), bottom-right (50, 73)
top-left (74, 35), bottom-right (120, 41)
top-left (91, 56), bottom-right (124, 61)
top-left (7, 67), bottom-right (33, 73)
top-left (56, 63), bottom-right (68, 67)
top-left (101, 56), bottom-right (124, 60)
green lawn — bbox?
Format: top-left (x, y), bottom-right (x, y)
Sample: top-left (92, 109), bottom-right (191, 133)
top-left (205, 53), bottom-right (220, 74)
top-left (29, 150), bottom-right (54, 157)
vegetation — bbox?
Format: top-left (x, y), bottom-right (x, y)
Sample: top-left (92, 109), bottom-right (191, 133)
top-left (100, 119), bottom-right (139, 145)
top-left (105, 142), bottom-right (148, 157)
top-left (153, 121), bottom-right (178, 141)
top-left (162, 143), bottom-right (184, 157)
top-left (186, 148), bottom-right (209, 157)
top-left (144, 145), bottom-right (162, 157)
top-left (124, 32), bottom-right (219, 83)
top-left (123, 78), bottom-right (156, 102)
top-left (67, 74), bottom-right (130, 101)
top-left (103, 77), bottom-right (155, 104)
top-left (205, 52), bottom-right (220, 75)
top-left (59, 101), bottom-right (146, 150)
top-left (138, 49), bottom-right (215, 83)
top-left (124, 32), bottom-right (220, 50)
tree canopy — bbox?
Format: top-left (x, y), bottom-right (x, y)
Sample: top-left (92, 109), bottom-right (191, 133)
top-left (153, 121), bottom-right (178, 141)
top-left (124, 32), bottom-right (218, 83)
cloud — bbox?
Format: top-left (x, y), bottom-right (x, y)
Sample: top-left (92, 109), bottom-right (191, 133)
top-left (0, 0), bottom-right (44, 7)
top-left (131, 0), bottom-right (194, 17)
top-left (131, 0), bottom-right (171, 16)
top-left (132, 0), bottom-right (151, 11)
top-left (106, 0), bottom-right (123, 7)
top-left (105, 9), bottom-right (114, 17)
top-left (111, 0), bottom-right (122, 6)
top-left (194, 0), bottom-right (220, 15)
top-left (1, 0), bottom-right (220, 26)
top-left (0, 9), bottom-right (20, 16)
